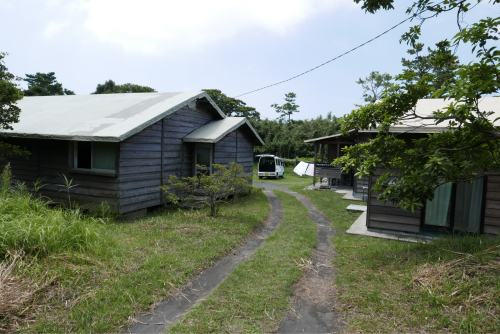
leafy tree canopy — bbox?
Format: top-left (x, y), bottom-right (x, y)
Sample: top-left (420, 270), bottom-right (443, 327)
top-left (23, 72), bottom-right (75, 96)
top-left (271, 92), bottom-right (300, 122)
top-left (92, 80), bottom-right (156, 94)
top-left (336, 0), bottom-right (500, 212)
top-left (0, 53), bottom-right (29, 161)
top-left (356, 71), bottom-right (393, 104)
top-left (202, 89), bottom-right (261, 120)
top-left (401, 41), bottom-right (462, 93)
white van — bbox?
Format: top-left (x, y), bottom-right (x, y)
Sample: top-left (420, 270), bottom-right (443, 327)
top-left (256, 154), bottom-right (285, 179)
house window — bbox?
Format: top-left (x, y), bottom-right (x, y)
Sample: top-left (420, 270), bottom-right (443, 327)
top-left (73, 141), bottom-right (116, 171)
top-left (194, 144), bottom-right (213, 176)
top-left (422, 177), bottom-right (485, 233)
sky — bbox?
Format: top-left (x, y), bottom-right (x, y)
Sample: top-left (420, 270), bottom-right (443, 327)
top-left (1, 0), bottom-right (497, 120)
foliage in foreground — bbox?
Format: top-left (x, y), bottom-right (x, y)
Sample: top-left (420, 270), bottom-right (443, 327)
top-left (0, 53), bottom-right (29, 163)
top-left (169, 190), bottom-right (317, 333)
top-left (337, 0), bottom-right (500, 211)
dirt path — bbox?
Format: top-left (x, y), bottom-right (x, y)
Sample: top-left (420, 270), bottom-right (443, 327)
top-left (126, 191), bottom-right (283, 334)
top-left (254, 182), bottom-right (342, 333)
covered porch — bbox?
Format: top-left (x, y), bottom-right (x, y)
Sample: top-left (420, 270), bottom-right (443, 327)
top-left (303, 133), bottom-right (356, 188)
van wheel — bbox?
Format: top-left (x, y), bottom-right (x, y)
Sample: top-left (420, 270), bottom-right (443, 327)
top-left (275, 175), bottom-right (279, 179)
top-left (282, 173), bottom-right (285, 178)
top-left (259, 176), bottom-right (263, 179)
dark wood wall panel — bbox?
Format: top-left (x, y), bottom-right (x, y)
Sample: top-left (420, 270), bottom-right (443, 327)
top-left (484, 175), bottom-right (500, 235)
top-left (367, 171), bottom-right (421, 233)
top-left (2, 138), bottom-right (120, 211)
top-left (118, 106), bottom-right (215, 214)
top-left (214, 128), bottom-right (255, 180)
top-left (237, 129), bottom-right (256, 177)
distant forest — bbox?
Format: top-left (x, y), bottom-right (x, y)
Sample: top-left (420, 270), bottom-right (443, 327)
top-left (202, 89), bottom-right (340, 159)
top-left (249, 115), bottom-right (340, 159)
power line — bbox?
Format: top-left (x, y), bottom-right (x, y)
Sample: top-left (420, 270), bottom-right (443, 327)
top-left (235, 16), bottom-right (413, 98)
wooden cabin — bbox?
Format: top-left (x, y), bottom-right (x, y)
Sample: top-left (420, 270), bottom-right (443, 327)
top-left (305, 98), bottom-right (500, 237)
top-left (1, 92), bottom-right (264, 218)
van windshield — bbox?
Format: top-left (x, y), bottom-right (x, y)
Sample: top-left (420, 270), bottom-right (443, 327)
top-left (259, 157), bottom-right (275, 172)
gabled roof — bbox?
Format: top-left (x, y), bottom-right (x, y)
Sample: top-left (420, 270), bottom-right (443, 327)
top-left (304, 97), bottom-right (500, 143)
top-left (2, 92), bottom-right (225, 142)
top-left (183, 117), bottom-right (265, 146)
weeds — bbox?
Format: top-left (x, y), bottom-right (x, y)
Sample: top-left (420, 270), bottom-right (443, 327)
top-left (0, 166), bottom-right (111, 257)
top-left (56, 174), bottom-right (78, 210)
top-left (296, 186), bottom-right (500, 333)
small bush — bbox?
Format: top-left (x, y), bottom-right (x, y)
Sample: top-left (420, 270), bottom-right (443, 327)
top-left (162, 162), bottom-right (255, 216)
top-left (0, 165), bottom-right (111, 256)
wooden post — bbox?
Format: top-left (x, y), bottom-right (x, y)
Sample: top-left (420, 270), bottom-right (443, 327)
top-left (160, 118), bottom-right (165, 204)
top-left (313, 143), bottom-right (317, 186)
top-left (336, 139), bottom-right (340, 188)
top-left (336, 139), bottom-right (340, 160)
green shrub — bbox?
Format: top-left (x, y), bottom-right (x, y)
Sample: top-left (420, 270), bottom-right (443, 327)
top-left (0, 165), bottom-right (112, 256)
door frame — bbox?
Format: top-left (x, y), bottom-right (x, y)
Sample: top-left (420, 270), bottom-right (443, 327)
top-left (193, 143), bottom-right (214, 176)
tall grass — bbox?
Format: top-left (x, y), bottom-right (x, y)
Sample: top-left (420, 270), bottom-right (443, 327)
top-left (0, 165), bottom-right (112, 256)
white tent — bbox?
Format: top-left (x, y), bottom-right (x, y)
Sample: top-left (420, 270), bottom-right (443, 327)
top-left (293, 161), bottom-right (315, 177)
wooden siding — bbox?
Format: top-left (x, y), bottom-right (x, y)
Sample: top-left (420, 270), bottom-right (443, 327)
top-left (214, 128), bottom-right (255, 178)
top-left (354, 175), bottom-right (369, 195)
top-left (366, 168), bottom-right (421, 233)
top-left (484, 174), bottom-right (500, 236)
top-left (118, 105), bottom-right (215, 214)
top-left (3, 105), bottom-right (255, 216)
top-left (2, 138), bottom-right (120, 211)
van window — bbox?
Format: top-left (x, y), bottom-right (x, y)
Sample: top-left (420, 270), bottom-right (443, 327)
top-left (259, 157), bottom-right (276, 172)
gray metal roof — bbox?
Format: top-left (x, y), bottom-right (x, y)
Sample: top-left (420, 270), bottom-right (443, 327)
top-left (2, 92), bottom-right (226, 142)
top-left (304, 97), bottom-right (500, 143)
top-left (183, 117), bottom-right (265, 145)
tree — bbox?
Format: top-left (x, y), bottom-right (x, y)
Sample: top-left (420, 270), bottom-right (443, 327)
top-left (202, 89), bottom-right (261, 120)
top-left (92, 80), bottom-right (156, 94)
top-left (0, 53), bottom-right (29, 161)
top-left (271, 92), bottom-right (300, 122)
top-left (161, 162), bottom-right (254, 216)
top-left (23, 72), bottom-right (75, 96)
top-left (401, 41), bottom-right (461, 93)
top-left (336, 0), bottom-right (500, 211)
top-left (251, 112), bottom-right (340, 159)
top-left (356, 71), bottom-right (393, 103)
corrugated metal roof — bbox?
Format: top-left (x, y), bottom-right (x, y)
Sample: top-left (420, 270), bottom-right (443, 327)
top-left (304, 97), bottom-right (500, 143)
top-left (396, 97), bottom-right (500, 128)
top-left (1, 92), bottom-right (226, 142)
top-left (183, 117), bottom-right (265, 145)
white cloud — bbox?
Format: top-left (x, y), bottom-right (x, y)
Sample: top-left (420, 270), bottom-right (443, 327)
top-left (82, 0), bottom-right (355, 55)
top-left (43, 21), bottom-right (69, 39)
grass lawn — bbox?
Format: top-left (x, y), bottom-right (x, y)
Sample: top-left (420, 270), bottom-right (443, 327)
top-left (1, 188), bottom-right (269, 333)
top-left (252, 163), bottom-right (313, 192)
top-left (261, 166), bottom-right (500, 333)
top-left (168, 190), bottom-right (317, 333)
